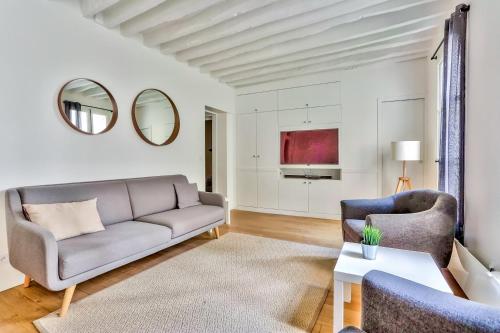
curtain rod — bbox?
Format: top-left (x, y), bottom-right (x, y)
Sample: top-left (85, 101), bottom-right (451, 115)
top-left (431, 4), bottom-right (470, 61)
top-left (430, 39), bottom-right (444, 61)
top-left (80, 104), bottom-right (113, 112)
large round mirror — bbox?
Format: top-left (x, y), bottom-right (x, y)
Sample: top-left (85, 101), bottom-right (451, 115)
top-left (132, 89), bottom-right (180, 146)
top-left (58, 78), bottom-right (117, 135)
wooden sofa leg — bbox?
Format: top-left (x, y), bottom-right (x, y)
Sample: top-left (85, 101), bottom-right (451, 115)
top-left (59, 285), bottom-right (76, 317)
top-left (23, 275), bottom-right (31, 288)
top-left (214, 226), bottom-right (220, 239)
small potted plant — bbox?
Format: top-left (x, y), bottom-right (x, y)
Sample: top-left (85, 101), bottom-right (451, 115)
top-left (361, 226), bottom-right (382, 260)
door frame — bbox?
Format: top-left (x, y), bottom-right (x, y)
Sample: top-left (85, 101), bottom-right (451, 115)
top-left (377, 94), bottom-right (426, 197)
top-left (205, 110), bottom-right (217, 192)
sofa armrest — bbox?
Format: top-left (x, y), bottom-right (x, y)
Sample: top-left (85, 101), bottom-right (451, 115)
top-left (341, 197), bottom-right (395, 221)
top-left (199, 191), bottom-right (227, 210)
top-left (5, 189), bottom-right (60, 290)
top-left (361, 271), bottom-right (500, 333)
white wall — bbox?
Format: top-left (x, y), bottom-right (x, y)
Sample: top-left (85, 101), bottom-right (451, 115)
top-left (0, 0), bottom-right (235, 291)
top-left (237, 58), bottom-right (428, 200)
top-left (460, 0), bottom-right (500, 275)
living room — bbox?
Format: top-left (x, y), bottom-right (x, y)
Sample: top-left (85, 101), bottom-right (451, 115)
top-left (0, 0), bottom-right (499, 332)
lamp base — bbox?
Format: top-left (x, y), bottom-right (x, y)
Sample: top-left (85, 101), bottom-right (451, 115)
top-left (395, 176), bottom-right (412, 194)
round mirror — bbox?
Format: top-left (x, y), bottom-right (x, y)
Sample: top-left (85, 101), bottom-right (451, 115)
top-left (58, 78), bottom-right (117, 135)
top-left (132, 89), bottom-right (180, 146)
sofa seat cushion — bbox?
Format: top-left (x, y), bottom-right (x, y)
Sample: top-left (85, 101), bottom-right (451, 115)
top-left (137, 205), bottom-right (224, 238)
top-left (344, 219), bottom-right (365, 243)
top-left (58, 221), bottom-right (172, 279)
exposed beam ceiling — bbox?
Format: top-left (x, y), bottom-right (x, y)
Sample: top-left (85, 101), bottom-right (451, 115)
top-left (78, 0), bottom-right (448, 87)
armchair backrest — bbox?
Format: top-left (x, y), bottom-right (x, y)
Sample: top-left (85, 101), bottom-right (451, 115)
top-left (393, 190), bottom-right (456, 216)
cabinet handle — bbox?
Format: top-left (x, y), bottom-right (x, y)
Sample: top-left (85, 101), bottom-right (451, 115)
top-left (252, 155), bottom-right (256, 158)
top-left (303, 181), bottom-right (307, 184)
top-left (254, 108), bottom-right (258, 112)
top-left (309, 181), bottom-right (312, 184)
top-left (308, 120), bottom-right (311, 123)
top-left (257, 155), bottom-right (260, 158)
top-left (305, 103), bottom-right (309, 106)
top-left (303, 120), bottom-right (307, 123)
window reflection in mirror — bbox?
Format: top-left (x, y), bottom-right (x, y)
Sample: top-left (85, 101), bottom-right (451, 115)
top-left (58, 79), bottom-right (117, 135)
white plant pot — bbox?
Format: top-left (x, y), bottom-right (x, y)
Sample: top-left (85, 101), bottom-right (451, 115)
top-left (362, 243), bottom-right (379, 260)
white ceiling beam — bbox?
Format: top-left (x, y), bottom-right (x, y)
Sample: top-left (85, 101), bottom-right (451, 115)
top-left (221, 38), bottom-right (433, 83)
top-left (160, 0), bottom-right (345, 54)
top-left (210, 24), bottom-right (437, 77)
top-left (197, 1), bottom-right (447, 72)
top-left (120, 0), bottom-right (226, 36)
top-left (95, 0), bottom-right (168, 28)
top-left (79, 0), bottom-right (120, 18)
top-left (230, 50), bottom-right (429, 87)
top-left (142, 0), bottom-right (281, 47)
top-left (176, 0), bottom-right (417, 62)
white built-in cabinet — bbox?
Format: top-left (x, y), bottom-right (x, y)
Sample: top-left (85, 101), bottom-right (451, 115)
top-left (236, 82), bottom-right (343, 217)
top-left (278, 179), bottom-right (341, 215)
top-left (236, 106), bottom-right (279, 209)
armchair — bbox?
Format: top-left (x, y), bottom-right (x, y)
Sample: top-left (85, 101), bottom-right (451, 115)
top-left (340, 270), bottom-right (500, 333)
top-left (341, 190), bottom-right (457, 267)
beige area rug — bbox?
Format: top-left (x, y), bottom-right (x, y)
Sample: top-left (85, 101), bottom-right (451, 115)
top-left (35, 233), bottom-right (339, 333)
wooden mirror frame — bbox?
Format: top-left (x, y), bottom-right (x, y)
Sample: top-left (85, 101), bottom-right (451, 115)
top-left (57, 78), bottom-right (118, 135)
top-left (131, 89), bottom-right (180, 146)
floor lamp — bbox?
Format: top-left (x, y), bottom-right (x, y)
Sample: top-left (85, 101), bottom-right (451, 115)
top-left (391, 141), bottom-right (421, 194)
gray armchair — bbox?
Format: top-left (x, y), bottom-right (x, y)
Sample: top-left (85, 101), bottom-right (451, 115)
top-left (340, 270), bottom-right (500, 333)
top-left (341, 190), bottom-right (457, 267)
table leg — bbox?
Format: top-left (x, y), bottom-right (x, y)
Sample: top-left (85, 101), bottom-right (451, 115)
top-left (333, 278), bottom-right (344, 333)
top-left (343, 282), bottom-right (351, 303)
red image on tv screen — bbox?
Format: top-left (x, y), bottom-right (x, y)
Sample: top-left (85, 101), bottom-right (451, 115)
top-left (280, 129), bottom-right (339, 165)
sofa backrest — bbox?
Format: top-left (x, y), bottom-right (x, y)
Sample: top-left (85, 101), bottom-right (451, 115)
top-left (393, 190), bottom-right (456, 215)
top-left (17, 180), bottom-right (133, 225)
top-left (125, 175), bottom-right (188, 219)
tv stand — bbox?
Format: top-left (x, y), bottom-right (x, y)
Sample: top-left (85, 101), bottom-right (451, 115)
top-left (280, 168), bottom-right (341, 180)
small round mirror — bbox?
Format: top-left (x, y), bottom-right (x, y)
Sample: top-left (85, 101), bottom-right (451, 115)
top-left (58, 78), bottom-right (117, 135)
top-left (132, 89), bottom-right (180, 146)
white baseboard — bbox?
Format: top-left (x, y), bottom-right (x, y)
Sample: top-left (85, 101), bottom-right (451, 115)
top-left (235, 206), bottom-right (341, 220)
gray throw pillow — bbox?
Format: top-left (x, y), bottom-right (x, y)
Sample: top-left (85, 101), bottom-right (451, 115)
top-left (174, 183), bottom-right (201, 209)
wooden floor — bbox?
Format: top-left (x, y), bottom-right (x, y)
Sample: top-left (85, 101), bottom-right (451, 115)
top-left (0, 210), bottom-right (462, 333)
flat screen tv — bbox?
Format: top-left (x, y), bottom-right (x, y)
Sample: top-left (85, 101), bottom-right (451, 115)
top-left (280, 128), bottom-right (339, 165)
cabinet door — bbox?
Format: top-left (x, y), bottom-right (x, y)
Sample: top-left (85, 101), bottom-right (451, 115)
top-left (237, 113), bottom-right (257, 169)
top-left (236, 91), bottom-right (277, 113)
top-left (308, 105), bottom-right (342, 125)
top-left (278, 82), bottom-right (341, 110)
top-left (237, 170), bottom-right (258, 207)
top-left (307, 82), bottom-right (341, 107)
top-left (308, 180), bottom-right (342, 215)
top-left (278, 178), bottom-right (309, 212)
top-left (278, 108), bottom-right (308, 128)
top-left (258, 170), bottom-right (279, 209)
top-left (278, 86), bottom-right (309, 110)
top-left (257, 111), bottom-right (278, 169)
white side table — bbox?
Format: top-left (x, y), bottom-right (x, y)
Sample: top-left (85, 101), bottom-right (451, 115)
top-left (333, 242), bottom-right (452, 332)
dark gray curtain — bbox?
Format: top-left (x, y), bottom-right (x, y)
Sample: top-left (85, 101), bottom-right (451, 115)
top-left (438, 4), bottom-right (469, 244)
top-left (63, 100), bottom-right (82, 128)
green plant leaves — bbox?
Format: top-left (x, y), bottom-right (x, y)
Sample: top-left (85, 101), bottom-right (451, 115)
top-left (362, 226), bottom-right (382, 245)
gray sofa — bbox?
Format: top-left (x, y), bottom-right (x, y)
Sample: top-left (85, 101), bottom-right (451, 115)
top-left (340, 270), bottom-right (500, 333)
top-left (341, 190), bottom-right (456, 267)
top-left (5, 175), bottom-right (226, 316)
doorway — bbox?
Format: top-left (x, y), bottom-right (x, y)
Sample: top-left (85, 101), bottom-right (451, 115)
top-left (205, 112), bottom-right (215, 192)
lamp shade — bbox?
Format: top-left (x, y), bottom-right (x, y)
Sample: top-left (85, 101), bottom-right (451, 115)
top-left (391, 141), bottom-right (421, 161)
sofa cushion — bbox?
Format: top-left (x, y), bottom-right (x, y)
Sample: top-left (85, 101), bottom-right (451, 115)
top-left (344, 219), bottom-right (365, 243)
top-left (18, 181), bottom-right (132, 225)
top-left (57, 221), bottom-right (172, 279)
top-left (126, 175), bottom-right (188, 218)
top-left (174, 183), bottom-right (201, 209)
top-left (137, 205), bottom-right (224, 238)
top-left (23, 198), bottom-right (104, 241)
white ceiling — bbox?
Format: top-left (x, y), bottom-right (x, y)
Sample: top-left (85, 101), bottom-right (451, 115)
top-left (79, 0), bottom-right (449, 87)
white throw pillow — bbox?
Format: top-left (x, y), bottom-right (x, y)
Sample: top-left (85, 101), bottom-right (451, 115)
top-left (23, 198), bottom-right (105, 241)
